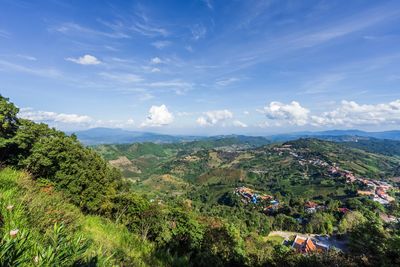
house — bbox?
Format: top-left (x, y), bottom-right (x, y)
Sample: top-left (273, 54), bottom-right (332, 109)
top-left (292, 235), bottom-right (329, 253)
top-left (373, 196), bottom-right (389, 205)
top-left (380, 213), bottom-right (399, 223)
top-left (304, 201), bottom-right (318, 213)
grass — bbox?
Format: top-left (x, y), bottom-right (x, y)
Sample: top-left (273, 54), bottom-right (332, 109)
top-left (0, 167), bottom-right (159, 266)
top-left (265, 235), bottom-right (285, 245)
top-left (82, 216), bottom-right (155, 266)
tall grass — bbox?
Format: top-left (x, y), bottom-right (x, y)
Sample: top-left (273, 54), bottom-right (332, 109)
top-left (0, 168), bottom-right (160, 266)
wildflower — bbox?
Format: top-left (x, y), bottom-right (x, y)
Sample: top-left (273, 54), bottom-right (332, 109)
top-left (10, 229), bottom-right (19, 238)
top-left (34, 256), bottom-right (39, 263)
top-left (6, 205), bottom-right (14, 211)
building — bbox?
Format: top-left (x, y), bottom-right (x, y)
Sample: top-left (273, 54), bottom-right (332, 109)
top-left (292, 235), bottom-right (329, 253)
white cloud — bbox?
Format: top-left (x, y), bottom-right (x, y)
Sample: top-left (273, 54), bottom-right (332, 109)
top-left (99, 72), bottom-right (143, 83)
top-left (311, 99), bottom-right (400, 127)
top-left (19, 108), bottom-right (93, 124)
top-left (19, 108), bottom-right (136, 129)
top-left (141, 104), bottom-right (174, 127)
top-left (258, 99), bottom-right (400, 128)
top-left (232, 120), bottom-right (248, 128)
top-left (150, 57), bottom-right (162, 64)
top-left (151, 40), bottom-right (171, 49)
top-left (66, 54), bottom-right (101, 65)
top-left (262, 101), bottom-right (310, 126)
top-left (196, 109), bottom-right (233, 126)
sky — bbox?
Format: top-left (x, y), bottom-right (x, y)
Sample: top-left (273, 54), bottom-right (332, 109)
top-left (1, 0), bottom-right (400, 135)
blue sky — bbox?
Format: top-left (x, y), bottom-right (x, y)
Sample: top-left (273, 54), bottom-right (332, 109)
top-left (1, 0), bottom-right (400, 135)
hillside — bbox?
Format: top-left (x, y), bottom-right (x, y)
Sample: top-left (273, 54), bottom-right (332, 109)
top-left (2, 94), bottom-right (400, 267)
top-left (340, 138), bottom-right (400, 157)
top-left (95, 138), bottom-right (400, 201)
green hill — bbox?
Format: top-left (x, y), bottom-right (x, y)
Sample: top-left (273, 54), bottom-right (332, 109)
top-left (2, 94), bottom-right (400, 267)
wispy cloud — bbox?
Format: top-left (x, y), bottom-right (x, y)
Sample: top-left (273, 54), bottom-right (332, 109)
top-left (0, 59), bottom-right (61, 78)
top-left (212, 3), bottom-right (400, 75)
top-left (216, 77), bottom-right (240, 87)
top-left (301, 73), bottom-right (345, 94)
top-left (151, 40), bottom-right (171, 49)
top-left (51, 22), bottom-right (130, 39)
top-left (16, 54), bottom-right (37, 61)
top-left (202, 0), bottom-right (213, 10)
top-left (147, 79), bottom-right (193, 94)
top-left (99, 72), bottom-right (143, 83)
top-left (191, 24), bottom-right (207, 40)
top-left (131, 22), bottom-right (168, 37)
top-left (0, 29), bottom-right (11, 39)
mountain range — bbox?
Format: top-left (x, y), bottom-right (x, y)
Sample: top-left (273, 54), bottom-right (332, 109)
top-left (70, 127), bottom-right (400, 145)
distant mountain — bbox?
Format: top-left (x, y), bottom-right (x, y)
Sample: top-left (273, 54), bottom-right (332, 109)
top-left (68, 127), bottom-right (202, 145)
top-left (268, 130), bottom-right (400, 141)
top-left (70, 127), bottom-right (400, 145)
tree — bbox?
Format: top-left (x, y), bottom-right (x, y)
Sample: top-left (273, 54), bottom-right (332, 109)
top-left (273, 214), bottom-right (299, 232)
top-left (22, 135), bottom-right (121, 213)
top-left (338, 211), bottom-right (366, 234)
top-left (307, 213), bottom-right (335, 234)
top-left (348, 218), bottom-right (387, 264)
top-left (113, 193), bottom-right (165, 241)
top-left (0, 95), bottom-right (19, 139)
top-left (0, 95), bottom-right (19, 163)
top-left (196, 223), bottom-right (245, 267)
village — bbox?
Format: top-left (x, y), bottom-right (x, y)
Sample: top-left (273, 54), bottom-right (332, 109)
top-left (233, 144), bottom-right (399, 254)
top-left (273, 143), bottom-right (397, 206)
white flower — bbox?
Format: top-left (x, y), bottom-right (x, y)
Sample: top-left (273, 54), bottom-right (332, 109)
top-left (10, 229), bottom-right (19, 238)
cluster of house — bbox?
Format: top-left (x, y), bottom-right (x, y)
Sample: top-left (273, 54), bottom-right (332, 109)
top-left (304, 201), bottom-right (325, 214)
top-left (327, 165), bottom-right (397, 205)
top-left (272, 144), bottom-right (334, 168)
top-left (353, 178), bottom-right (395, 205)
top-left (291, 235), bottom-right (330, 253)
top-left (234, 186), bottom-right (280, 211)
top-left (273, 144), bottom-right (293, 153)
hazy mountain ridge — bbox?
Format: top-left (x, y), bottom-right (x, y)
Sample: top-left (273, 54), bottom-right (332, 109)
top-left (71, 127), bottom-right (400, 145)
